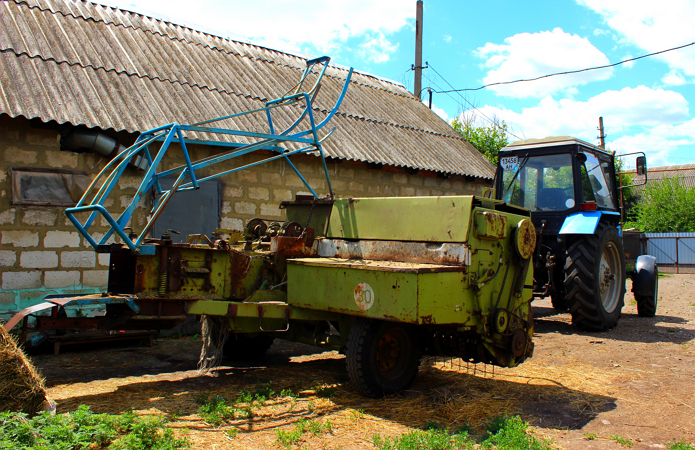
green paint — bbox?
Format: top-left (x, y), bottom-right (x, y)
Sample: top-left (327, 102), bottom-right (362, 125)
top-left (326, 196), bottom-right (475, 242)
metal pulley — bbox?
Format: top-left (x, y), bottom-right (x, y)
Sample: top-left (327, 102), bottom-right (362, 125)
top-left (514, 219), bottom-right (536, 260)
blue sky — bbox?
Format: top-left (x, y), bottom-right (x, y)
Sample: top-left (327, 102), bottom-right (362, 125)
top-left (103, 0), bottom-right (695, 168)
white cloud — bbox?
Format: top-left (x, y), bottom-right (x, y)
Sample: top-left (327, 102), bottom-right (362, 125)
top-left (104, 0), bottom-right (412, 62)
top-left (443, 35), bottom-right (453, 44)
top-left (476, 86), bottom-right (690, 164)
top-left (475, 28), bottom-right (612, 98)
top-left (662, 70), bottom-right (687, 86)
top-left (577, 0), bottom-right (695, 76)
top-left (423, 100), bottom-right (449, 122)
top-left (610, 121), bottom-right (695, 167)
top-left (358, 33), bottom-right (399, 63)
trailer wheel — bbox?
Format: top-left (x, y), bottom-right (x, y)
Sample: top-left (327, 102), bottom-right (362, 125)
top-left (346, 318), bottom-right (420, 398)
top-left (564, 222), bottom-right (626, 330)
top-left (222, 333), bottom-right (275, 361)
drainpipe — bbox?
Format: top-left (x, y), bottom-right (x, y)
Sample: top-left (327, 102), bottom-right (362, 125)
top-left (61, 128), bottom-right (148, 170)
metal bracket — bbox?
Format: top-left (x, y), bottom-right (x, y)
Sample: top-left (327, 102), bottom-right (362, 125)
top-left (257, 305), bottom-right (290, 332)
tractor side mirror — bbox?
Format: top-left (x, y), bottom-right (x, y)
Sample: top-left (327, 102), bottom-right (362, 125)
top-left (636, 156), bottom-right (647, 176)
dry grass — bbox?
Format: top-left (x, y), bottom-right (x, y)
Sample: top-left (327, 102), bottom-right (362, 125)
top-left (0, 326), bottom-right (48, 416)
top-left (41, 346), bottom-right (622, 449)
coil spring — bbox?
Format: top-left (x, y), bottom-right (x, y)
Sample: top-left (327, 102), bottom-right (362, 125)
top-left (158, 270), bottom-right (168, 296)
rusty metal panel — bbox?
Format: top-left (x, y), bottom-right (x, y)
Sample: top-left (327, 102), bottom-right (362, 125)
top-left (0, 0), bottom-right (494, 179)
top-left (474, 211), bottom-right (508, 240)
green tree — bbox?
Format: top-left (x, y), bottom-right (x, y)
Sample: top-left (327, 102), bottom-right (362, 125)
top-left (628, 175), bottom-right (695, 232)
top-left (451, 116), bottom-right (509, 164)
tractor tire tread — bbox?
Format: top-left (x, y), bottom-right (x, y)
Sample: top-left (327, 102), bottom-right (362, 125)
top-left (563, 222), bottom-right (626, 330)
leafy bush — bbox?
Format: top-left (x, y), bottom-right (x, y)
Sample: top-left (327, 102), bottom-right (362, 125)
top-left (0, 405), bottom-right (189, 450)
top-left (629, 175), bottom-right (695, 232)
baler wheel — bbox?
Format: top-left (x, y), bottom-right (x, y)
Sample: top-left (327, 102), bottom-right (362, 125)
top-left (346, 318), bottom-right (420, 398)
top-left (222, 333), bottom-right (275, 361)
top-left (564, 222), bottom-right (626, 330)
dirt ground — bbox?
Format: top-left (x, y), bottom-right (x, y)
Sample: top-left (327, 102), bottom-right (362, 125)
top-left (32, 274), bottom-right (695, 449)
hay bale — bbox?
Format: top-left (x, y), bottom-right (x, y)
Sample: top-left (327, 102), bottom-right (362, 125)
top-left (0, 325), bottom-right (48, 415)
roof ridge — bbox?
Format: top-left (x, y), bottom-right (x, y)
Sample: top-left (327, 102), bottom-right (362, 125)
top-left (12, 0), bottom-right (415, 102)
top-left (3, 49), bottom-right (462, 142)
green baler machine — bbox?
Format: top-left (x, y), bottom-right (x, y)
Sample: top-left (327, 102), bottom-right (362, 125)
top-left (51, 57), bottom-right (537, 397)
top-left (110, 194), bottom-right (537, 397)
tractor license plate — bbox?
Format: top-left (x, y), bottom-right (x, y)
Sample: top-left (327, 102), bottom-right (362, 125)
top-left (500, 156), bottom-right (518, 171)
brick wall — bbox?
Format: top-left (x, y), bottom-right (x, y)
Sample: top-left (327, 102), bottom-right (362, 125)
top-left (0, 117), bottom-right (489, 321)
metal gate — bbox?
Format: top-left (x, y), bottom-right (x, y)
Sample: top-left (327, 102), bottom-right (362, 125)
top-left (644, 232), bottom-right (695, 273)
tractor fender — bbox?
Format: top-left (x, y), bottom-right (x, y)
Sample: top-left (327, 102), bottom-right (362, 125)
top-left (632, 254), bottom-right (658, 297)
top-left (558, 211), bottom-right (620, 235)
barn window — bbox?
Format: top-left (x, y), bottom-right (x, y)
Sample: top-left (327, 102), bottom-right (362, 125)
top-left (10, 168), bottom-right (91, 206)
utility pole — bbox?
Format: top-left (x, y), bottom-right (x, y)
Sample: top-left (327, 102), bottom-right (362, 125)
top-left (414, 0), bottom-right (423, 100)
top-left (598, 116), bottom-right (606, 149)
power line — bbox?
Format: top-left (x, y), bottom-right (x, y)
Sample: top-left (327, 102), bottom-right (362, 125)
top-left (427, 63), bottom-right (522, 140)
top-left (434, 41), bottom-right (695, 94)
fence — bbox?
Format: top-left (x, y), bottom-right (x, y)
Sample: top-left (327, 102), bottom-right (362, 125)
top-left (644, 232), bottom-right (695, 274)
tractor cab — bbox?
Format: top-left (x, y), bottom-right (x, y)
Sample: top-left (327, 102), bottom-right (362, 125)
top-left (495, 136), bottom-right (621, 238)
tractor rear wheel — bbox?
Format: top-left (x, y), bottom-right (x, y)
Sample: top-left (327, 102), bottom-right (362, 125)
top-left (564, 222), bottom-right (626, 330)
top-left (346, 318), bottom-right (420, 398)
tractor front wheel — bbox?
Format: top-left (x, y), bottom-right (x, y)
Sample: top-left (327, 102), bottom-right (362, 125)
top-left (564, 222), bottom-right (626, 330)
top-left (346, 318), bottom-right (421, 398)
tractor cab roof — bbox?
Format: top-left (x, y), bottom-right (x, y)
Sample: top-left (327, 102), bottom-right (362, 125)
top-left (502, 136), bottom-right (612, 156)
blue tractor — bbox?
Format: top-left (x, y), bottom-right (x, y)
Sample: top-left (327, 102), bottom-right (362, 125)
top-left (494, 137), bottom-right (658, 330)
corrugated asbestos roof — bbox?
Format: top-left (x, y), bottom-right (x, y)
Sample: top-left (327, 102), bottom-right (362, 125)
top-left (626, 163), bottom-right (695, 192)
top-left (0, 0), bottom-right (495, 179)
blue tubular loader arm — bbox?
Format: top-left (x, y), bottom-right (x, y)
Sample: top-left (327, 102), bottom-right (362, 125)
top-left (66, 57), bottom-right (353, 255)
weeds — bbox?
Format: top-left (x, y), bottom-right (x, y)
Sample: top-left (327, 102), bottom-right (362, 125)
top-left (584, 432), bottom-right (597, 440)
top-left (276, 419), bottom-right (333, 449)
top-left (276, 428), bottom-right (303, 449)
top-left (482, 416), bottom-right (552, 450)
top-left (350, 408), bottom-right (365, 420)
top-left (372, 416), bottom-right (550, 450)
top-left (0, 405), bottom-right (189, 450)
top-left (668, 440), bottom-right (695, 450)
top-left (314, 384), bottom-right (337, 398)
top-left (195, 383), bottom-right (286, 426)
top-left (280, 388), bottom-right (298, 398)
top-left (373, 428), bottom-right (471, 450)
top-left (195, 395), bottom-right (237, 426)
top-left (611, 434), bottom-right (633, 448)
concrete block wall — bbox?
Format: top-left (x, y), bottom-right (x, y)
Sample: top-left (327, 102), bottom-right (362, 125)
top-left (0, 118), bottom-right (147, 320)
top-left (0, 117), bottom-right (489, 321)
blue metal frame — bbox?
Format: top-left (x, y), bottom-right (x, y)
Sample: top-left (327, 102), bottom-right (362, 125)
top-left (66, 56), bottom-right (353, 254)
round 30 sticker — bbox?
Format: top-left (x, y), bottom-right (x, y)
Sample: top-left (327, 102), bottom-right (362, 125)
top-left (354, 282), bottom-right (375, 310)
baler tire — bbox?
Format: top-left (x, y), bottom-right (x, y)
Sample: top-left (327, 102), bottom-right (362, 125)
top-left (346, 318), bottom-right (420, 398)
top-left (222, 333), bottom-right (275, 361)
top-left (564, 222), bottom-right (626, 330)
